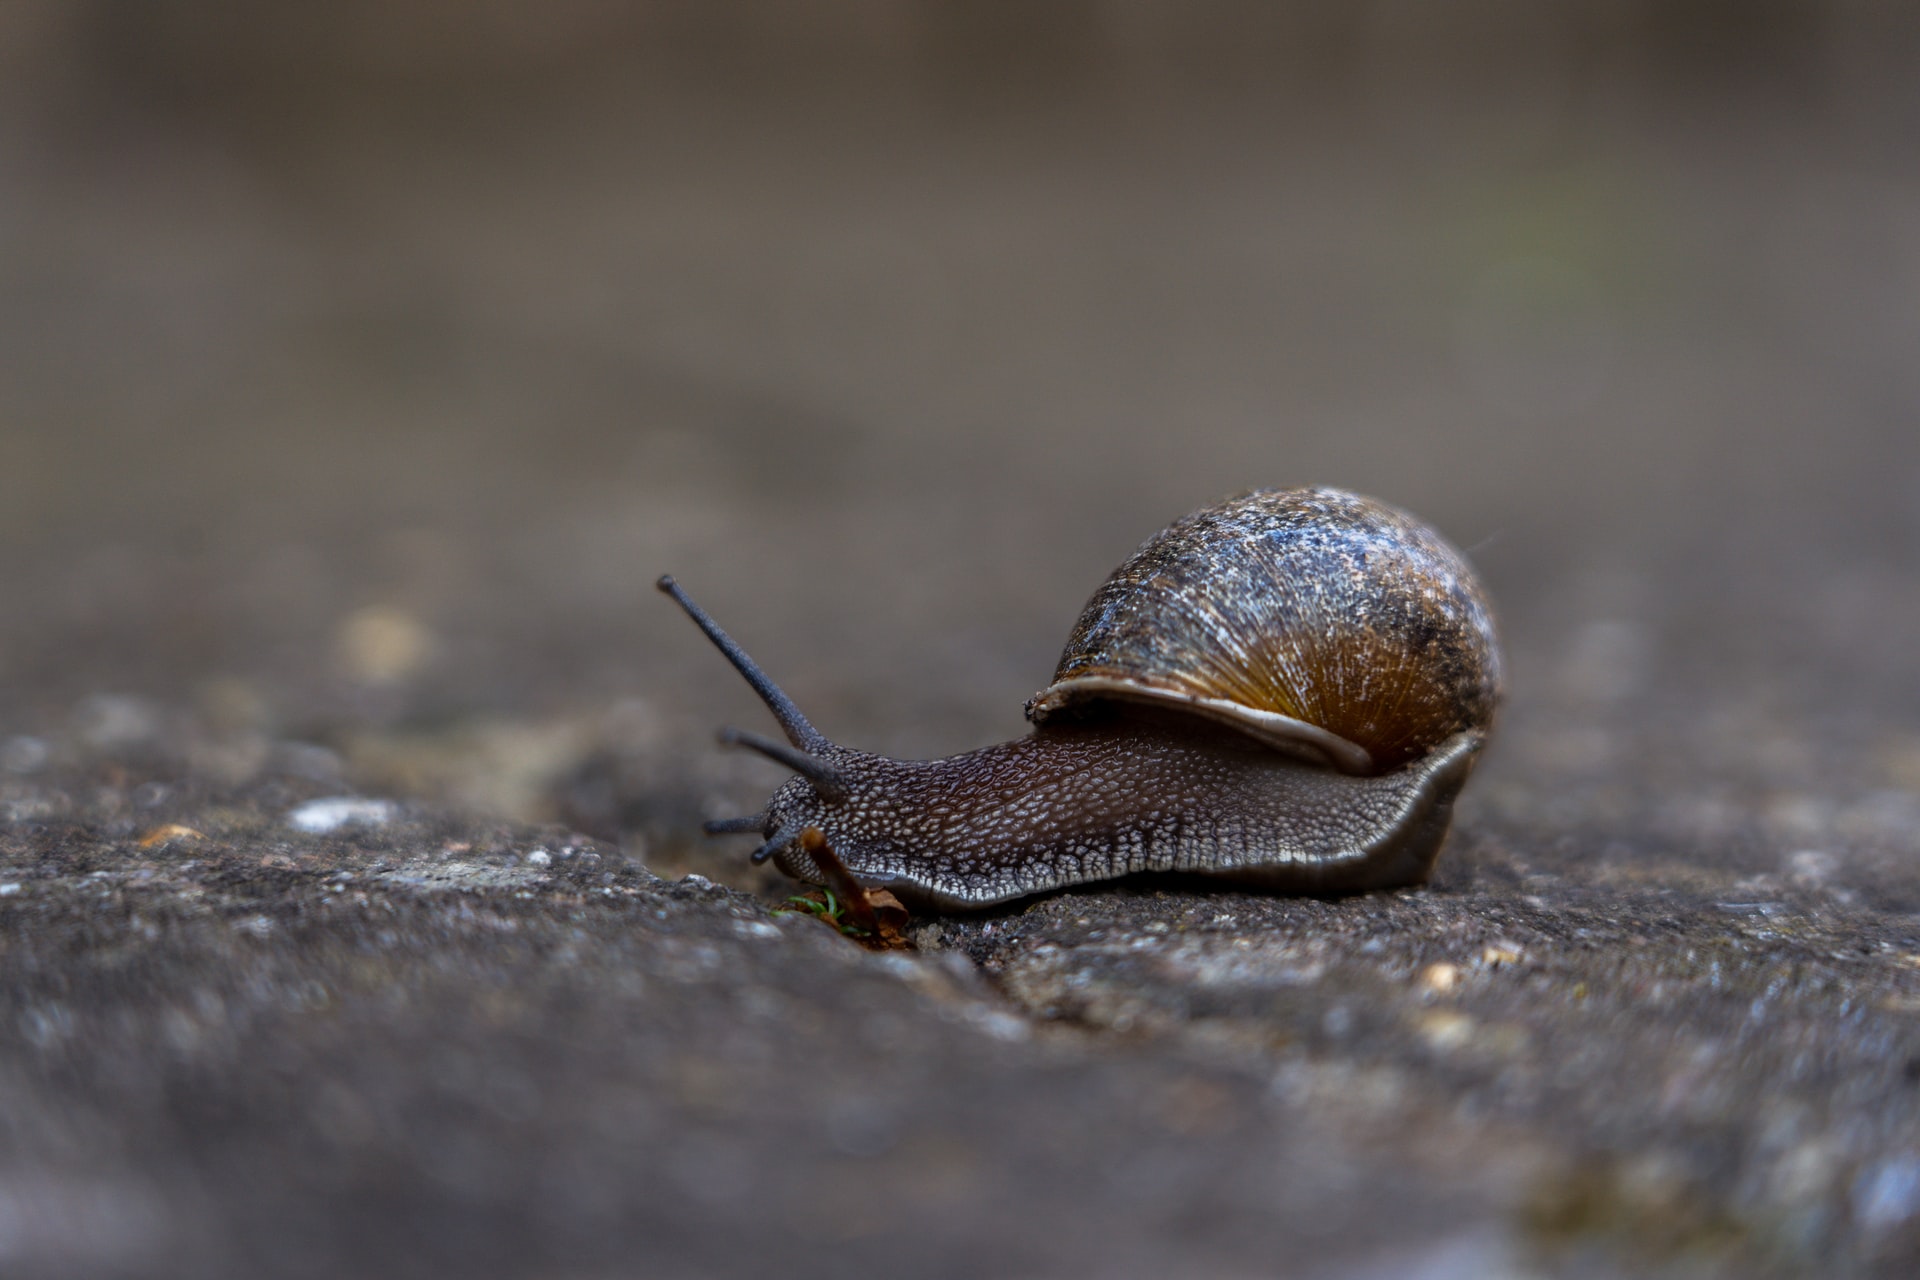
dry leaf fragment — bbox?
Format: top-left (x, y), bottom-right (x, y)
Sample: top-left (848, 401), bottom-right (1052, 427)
top-left (137, 824), bottom-right (204, 849)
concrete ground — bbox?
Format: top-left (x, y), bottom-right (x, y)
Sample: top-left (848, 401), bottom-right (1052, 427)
top-left (3, 9), bottom-right (1920, 1277)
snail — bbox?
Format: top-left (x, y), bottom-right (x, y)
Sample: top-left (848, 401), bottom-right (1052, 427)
top-left (659, 487), bottom-right (1501, 911)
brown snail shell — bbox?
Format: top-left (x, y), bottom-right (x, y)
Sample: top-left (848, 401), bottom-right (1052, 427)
top-left (1027, 487), bottom-right (1501, 775)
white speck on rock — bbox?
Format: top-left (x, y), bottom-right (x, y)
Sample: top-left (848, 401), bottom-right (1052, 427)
top-left (525, 848), bottom-right (551, 867)
top-left (1417, 1011), bottom-right (1477, 1052)
top-left (961, 1005), bottom-right (1031, 1042)
top-left (287, 797), bottom-right (397, 834)
top-left (1787, 849), bottom-right (1836, 887)
top-left (374, 859), bottom-right (544, 891)
top-left (1856, 1155), bottom-right (1920, 1231)
top-left (0, 883), bottom-right (20, 896)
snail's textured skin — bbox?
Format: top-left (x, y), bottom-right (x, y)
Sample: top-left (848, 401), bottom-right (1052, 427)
top-left (1029, 488), bottom-right (1501, 773)
top-left (763, 711), bottom-right (1483, 910)
top-left (666, 487), bottom-right (1502, 911)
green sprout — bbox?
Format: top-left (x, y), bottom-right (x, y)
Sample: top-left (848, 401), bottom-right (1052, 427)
top-left (771, 887), bottom-right (873, 938)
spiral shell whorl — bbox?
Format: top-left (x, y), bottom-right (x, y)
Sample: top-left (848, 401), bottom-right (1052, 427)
top-left (1026, 488), bottom-right (1501, 773)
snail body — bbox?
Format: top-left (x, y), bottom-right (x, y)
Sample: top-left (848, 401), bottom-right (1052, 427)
top-left (661, 487), bottom-right (1500, 911)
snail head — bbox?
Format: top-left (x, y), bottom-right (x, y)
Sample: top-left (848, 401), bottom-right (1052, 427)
top-left (656, 575), bottom-right (849, 863)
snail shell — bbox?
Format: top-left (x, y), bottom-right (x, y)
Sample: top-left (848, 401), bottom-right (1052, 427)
top-left (1028, 487), bottom-right (1501, 775)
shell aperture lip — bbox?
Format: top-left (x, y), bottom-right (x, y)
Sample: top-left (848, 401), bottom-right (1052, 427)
top-left (1025, 676), bottom-right (1375, 774)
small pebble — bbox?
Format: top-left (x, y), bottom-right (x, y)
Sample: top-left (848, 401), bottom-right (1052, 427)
top-left (526, 848), bottom-right (551, 867)
top-left (287, 797), bottom-right (397, 834)
top-left (1419, 962), bottom-right (1461, 994)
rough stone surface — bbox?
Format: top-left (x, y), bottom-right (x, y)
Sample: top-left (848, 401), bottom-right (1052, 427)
top-left (5, 11), bottom-right (1920, 1278)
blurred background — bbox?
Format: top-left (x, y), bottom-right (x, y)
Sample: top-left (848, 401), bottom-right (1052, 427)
top-left (3, 1), bottom-right (1919, 879)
